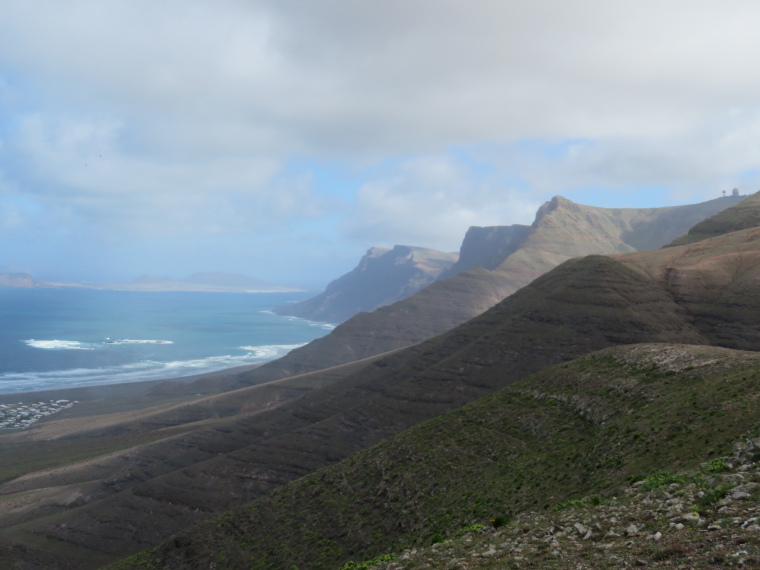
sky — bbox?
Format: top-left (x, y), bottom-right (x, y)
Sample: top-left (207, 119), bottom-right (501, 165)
top-left (1, 1), bottom-right (760, 289)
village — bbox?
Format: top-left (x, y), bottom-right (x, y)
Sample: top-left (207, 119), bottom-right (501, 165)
top-left (0, 399), bottom-right (77, 430)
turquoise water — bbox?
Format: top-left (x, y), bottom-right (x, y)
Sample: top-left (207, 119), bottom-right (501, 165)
top-left (0, 288), bottom-right (331, 393)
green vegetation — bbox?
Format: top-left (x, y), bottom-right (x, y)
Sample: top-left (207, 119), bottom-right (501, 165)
top-left (705, 458), bottom-right (730, 473)
top-left (114, 344), bottom-right (760, 569)
top-left (338, 553), bottom-right (397, 570)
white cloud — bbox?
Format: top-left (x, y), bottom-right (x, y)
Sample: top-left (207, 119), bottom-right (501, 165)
top-left (1, 0), bottom-right (760, 280)
top-left (3, 0), bottom-right (760, 156)
top-left (342, 154), bottom-right (541, 251)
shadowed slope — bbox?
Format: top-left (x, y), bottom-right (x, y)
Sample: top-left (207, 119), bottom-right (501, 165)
top-left (117, 343), bottom-right (760, 569)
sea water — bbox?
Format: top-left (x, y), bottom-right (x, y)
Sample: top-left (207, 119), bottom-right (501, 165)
top-left (0, 287), bottom-right (332, 394)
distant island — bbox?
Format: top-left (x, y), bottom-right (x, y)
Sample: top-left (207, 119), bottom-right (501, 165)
top-left (0, 271), bottom-right (303, 293)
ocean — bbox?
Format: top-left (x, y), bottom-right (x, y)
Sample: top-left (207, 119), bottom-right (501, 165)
top-left (0, 287), bottom-right (332, 394)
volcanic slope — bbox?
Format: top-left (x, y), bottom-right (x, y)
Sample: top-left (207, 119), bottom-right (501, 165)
top-left (277, 194), bottom-right (743, 326)
top-left (185, 193), bottom-right (744, 393)
top-left (115, 342), bottom-right (760, 570)
top-left (4, 221), bottom-right (760, 568)
top-left (667, 190), bottom-right (760, 246)
top-left (273, 245), bottom-right (458, 324)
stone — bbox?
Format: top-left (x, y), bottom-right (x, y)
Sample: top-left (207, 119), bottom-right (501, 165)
top-left (625, 524), bottom-right (639, 537)
top-left (722, 473), bottom-right (745, 484)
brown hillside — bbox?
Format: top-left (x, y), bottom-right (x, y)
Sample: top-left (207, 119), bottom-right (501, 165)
top-left (172, 194), bottom-right (742, 395)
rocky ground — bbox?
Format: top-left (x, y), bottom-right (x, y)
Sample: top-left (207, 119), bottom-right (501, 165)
top-left (364, 436), bottom-right (760, 569)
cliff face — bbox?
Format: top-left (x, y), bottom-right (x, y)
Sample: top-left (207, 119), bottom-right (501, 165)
top-left (230, 194), bottom-right (751, 385)
top-left (276, 195), bottom-right (745, 328)
top-left (273, 245), bottom-right (457, 323)
top-left (0, 273), bottom-right (35, 287)
top-left (438, 224), bottom-right (532, 277)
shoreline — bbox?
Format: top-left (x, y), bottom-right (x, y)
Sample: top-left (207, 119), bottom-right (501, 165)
top-left (0, 361), bottom-right (265, 405)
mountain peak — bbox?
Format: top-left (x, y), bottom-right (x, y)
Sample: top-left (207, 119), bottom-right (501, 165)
top-left (532, 195), bottom-right (580, 225)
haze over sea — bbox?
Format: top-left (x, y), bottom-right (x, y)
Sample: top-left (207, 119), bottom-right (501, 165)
top-left (0, 288), bottom-right (332, 394)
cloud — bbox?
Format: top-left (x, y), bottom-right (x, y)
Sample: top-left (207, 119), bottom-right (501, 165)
top-left (1, 112), bottom-right (341, 239)
top-left (3, 0), bottom-right (760, 156)
top-left (1, 1), bottom-right (760, 281)
top-left (342, 153), bottom-right (541, 251)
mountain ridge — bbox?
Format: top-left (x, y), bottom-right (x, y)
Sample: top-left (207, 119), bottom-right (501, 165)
top-left (273, 194), bottom-right (744, 326)
top-left (194, 193), bottom-right (746, 392)
top-left (273, 245), bottom-right (457, 324)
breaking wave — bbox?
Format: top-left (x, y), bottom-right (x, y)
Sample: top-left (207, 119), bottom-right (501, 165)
top-left (24, 339), bottom-right (174, 349)
top-left (24, 340), bottom-right (97, 350)
top-left (1, 343), bottom-right (305, 393)
top-left (104, 339), bottom-right (174, 345)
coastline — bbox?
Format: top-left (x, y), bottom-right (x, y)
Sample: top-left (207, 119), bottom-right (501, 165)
top-left (0, 361), bottom-right (265, 406)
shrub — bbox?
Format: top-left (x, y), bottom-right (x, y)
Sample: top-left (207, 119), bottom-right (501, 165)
top-left (453, 524), bottom-right (487, 539)
top-left (641, 472), bottom-right (686, 491)
top-left (697, 484), bottom-right (731, 508)
top-left (706, 459), bottom-right (729, 473)
top-left (338, 553), bottom-right (397, 570)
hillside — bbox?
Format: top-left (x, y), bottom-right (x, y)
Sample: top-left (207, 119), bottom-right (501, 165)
top-left (2, 217), bottom-right (760, 567)
top-left (186, 193), bottom-right (745, 392)
top-left (115, 343), bottom-right (760, 569)
top-left (273, 245), bottom-right (458, 324)
top-left (273, 194), bottom-right (743, 327)
top-left (377, 441), bottom-right (760, 569)
top-left (667, 191), bottom-right (760, 246)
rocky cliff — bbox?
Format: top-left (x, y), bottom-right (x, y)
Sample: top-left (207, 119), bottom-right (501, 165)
top-left (232, 194), bottom-right (746, 385)
top-left (273, 245), bottom-right (457, 323)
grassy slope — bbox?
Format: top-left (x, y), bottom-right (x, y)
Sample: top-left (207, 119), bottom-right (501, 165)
top-left (115, 343), bottom-right (760, 569)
